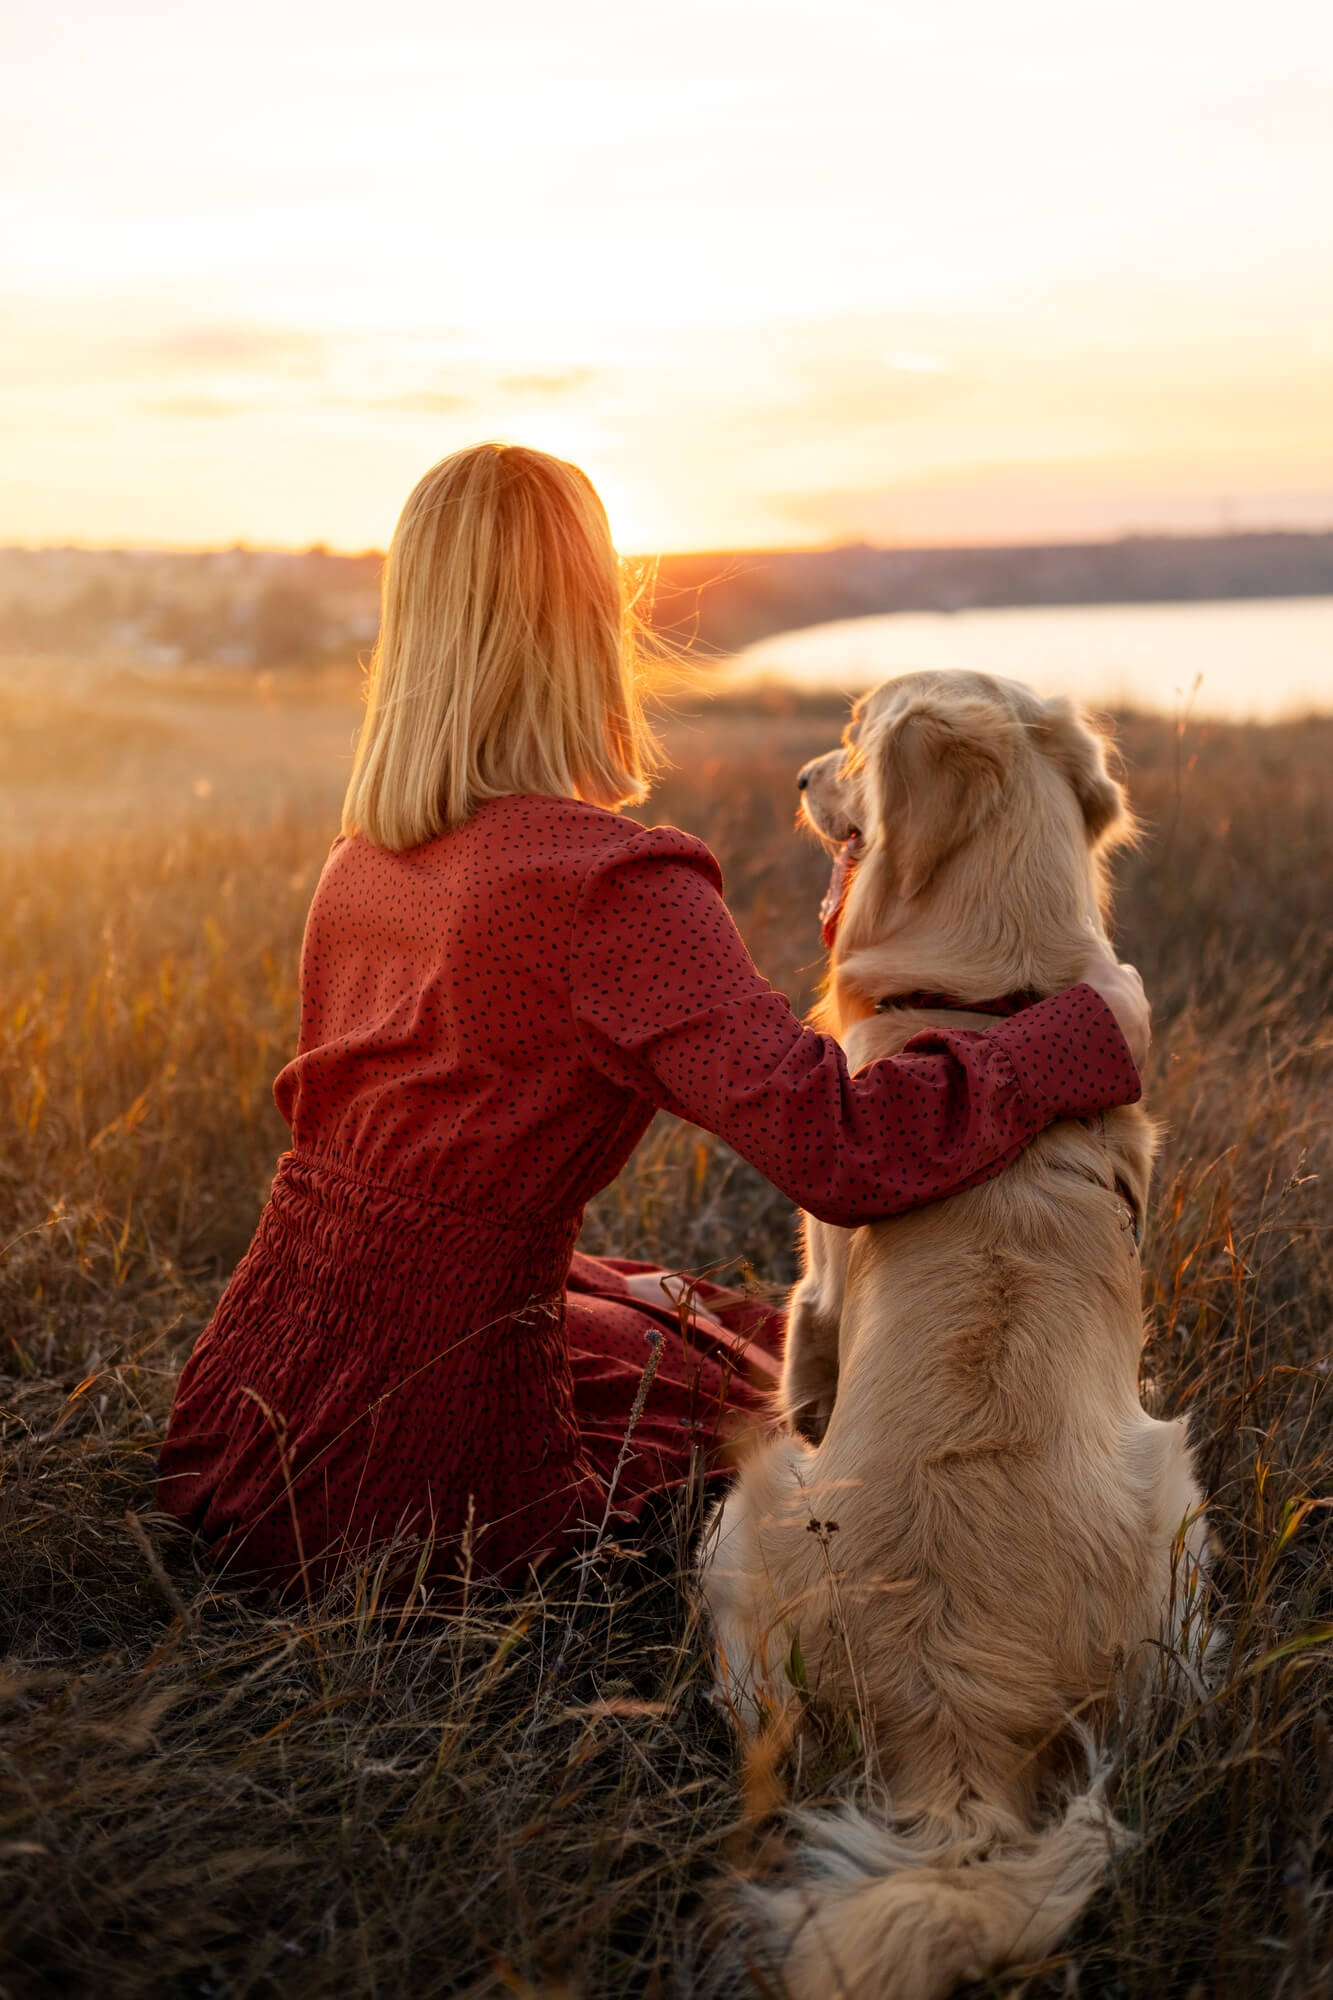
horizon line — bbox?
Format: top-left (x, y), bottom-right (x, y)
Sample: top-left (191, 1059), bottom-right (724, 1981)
top-left (7, 518), bottom-right (1333, 565)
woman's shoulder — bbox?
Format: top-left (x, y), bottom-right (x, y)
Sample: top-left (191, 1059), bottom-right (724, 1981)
top-left (573, 814), bottom-right (725, 919)
top-left (330, 797), bottom-right (721, 893)
top-left (470, 799), bottom-right (728, 918)
top-left (453, 795), bottom-right (719, 869)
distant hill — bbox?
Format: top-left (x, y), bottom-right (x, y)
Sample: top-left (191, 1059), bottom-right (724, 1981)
top-left (2, 529), bottom-right (1331, 667)
top-left (647, 530), bottom-right (1333, 654)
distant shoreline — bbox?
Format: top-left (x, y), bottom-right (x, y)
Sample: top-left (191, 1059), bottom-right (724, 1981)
top-left (3, 527), bottom-right (1332, 669)
top-left (649, 529), bottom-right (1333, 653)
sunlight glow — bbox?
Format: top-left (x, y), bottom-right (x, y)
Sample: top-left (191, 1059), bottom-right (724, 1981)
top-left (4, 0), bottom-right (1332, 550)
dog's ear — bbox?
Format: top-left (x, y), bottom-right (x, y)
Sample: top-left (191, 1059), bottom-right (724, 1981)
top-left (868, 691), bottom-right (1016, 899)
top-left (1034, 698), bottom-right (1130, 847)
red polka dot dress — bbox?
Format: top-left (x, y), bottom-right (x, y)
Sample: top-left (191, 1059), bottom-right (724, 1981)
top-left (157, 794), bottom-right (1141, 1594)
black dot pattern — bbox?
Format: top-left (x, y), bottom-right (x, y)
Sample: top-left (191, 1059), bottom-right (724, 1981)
top-left (156, 793), bottom-right (1141, 1594)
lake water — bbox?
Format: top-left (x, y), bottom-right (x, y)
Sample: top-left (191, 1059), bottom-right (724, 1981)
top-left (729, 595), bottom-right (1333, 721)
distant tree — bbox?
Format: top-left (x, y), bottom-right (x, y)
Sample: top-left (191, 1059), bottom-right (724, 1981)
top-left (251, 580), bottom-right (324, 668)
top-left (150, 594), bottom-right (233, 661)
top-left (64, 578), bottom-right (118, 646)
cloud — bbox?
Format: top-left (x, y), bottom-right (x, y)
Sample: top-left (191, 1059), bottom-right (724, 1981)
top-left (332, 390), bottom-right (475, 415)
top-left (342, 370), bottom-right (596, 417)
top-left (0, 322), bottom-right (330, 392)
top-left (499, 369), bottom-right (596, 397)
top-left (140, 325), bottom-right (326, 377)
top-left (768, 460), bottom-right (1333, 547)
top-left (714, 361), bottom-right (962, 446)
top-left (887, 351), bottom-right (951, 375)
top-left (140, 393), bottom-right (256, 419)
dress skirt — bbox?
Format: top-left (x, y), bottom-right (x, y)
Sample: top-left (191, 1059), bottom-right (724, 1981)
top-left (157, 1152), bottom-right (784, 1596)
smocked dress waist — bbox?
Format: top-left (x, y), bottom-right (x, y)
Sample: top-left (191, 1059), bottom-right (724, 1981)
top-left (240, 1149), bottom-right (584, 1340)
top-left (157, 1149), bottom-right (612, 1589)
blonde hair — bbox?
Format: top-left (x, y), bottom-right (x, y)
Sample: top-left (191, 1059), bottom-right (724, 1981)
top-left (342, 443), bottom-right (664, 849)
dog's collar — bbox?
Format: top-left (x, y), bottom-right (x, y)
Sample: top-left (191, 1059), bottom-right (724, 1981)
top-left (1060, 1112), bottom-right (1145, 1250)
top-left (1071, 1160), bottom-right (1144, 1251)
top-left (1115, 1175), bottom-right (1145, 1249)
top-left (874, 988), bottom-right (1043, 1018)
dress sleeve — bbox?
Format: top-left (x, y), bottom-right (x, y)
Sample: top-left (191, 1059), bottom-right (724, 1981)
top-left (569, 826), bottom-right (1141, 1228)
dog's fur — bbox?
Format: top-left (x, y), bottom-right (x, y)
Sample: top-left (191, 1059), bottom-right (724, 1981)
top-left (696, 671), bottom-right (1209, 2000)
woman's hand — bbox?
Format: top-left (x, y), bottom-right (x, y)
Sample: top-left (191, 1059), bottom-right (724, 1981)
top-left (1077, 937), bottom-right (1151, 1071)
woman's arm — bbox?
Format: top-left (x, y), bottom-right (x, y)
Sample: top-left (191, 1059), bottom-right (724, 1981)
top-left (570, 827), bottom-right (1141, 1229)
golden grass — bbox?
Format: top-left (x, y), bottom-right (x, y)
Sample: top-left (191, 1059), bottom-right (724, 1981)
top-left (1, 680), bottom-right (1330, 1996)
top-left (0, 684), bottom-right (178, 792)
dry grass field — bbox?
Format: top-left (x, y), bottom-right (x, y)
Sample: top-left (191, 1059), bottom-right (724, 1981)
top-left (2, 663), bottom-right (1330, 1998)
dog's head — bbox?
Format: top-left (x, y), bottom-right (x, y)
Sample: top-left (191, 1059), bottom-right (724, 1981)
top-left (798, 670), bottom-right (1133, 988)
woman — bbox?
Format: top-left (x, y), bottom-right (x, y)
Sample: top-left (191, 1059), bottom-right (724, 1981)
top-left (158, 444), bottom-right (1148, 1597)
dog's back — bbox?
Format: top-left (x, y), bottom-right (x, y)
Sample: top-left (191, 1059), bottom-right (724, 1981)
top-left (702, 1100), bottom-right (1204, 1999)
top-left (710, 1102), bottom-right (1193, 1787)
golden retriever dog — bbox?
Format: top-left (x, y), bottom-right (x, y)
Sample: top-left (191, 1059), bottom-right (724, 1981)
top-left (696, 670), bottom-right (1210, 2000)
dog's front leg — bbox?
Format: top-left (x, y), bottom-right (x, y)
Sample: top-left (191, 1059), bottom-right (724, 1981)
top-left (780, 1214), bottom-right (850, 1443)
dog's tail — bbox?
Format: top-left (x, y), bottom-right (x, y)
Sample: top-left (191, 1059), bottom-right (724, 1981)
top-left (745, 1785), bottom-right (1128, 2000)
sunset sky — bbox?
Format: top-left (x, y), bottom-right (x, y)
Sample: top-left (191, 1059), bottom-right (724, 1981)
top-left (5, 0), bottom-right (1332, 552)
